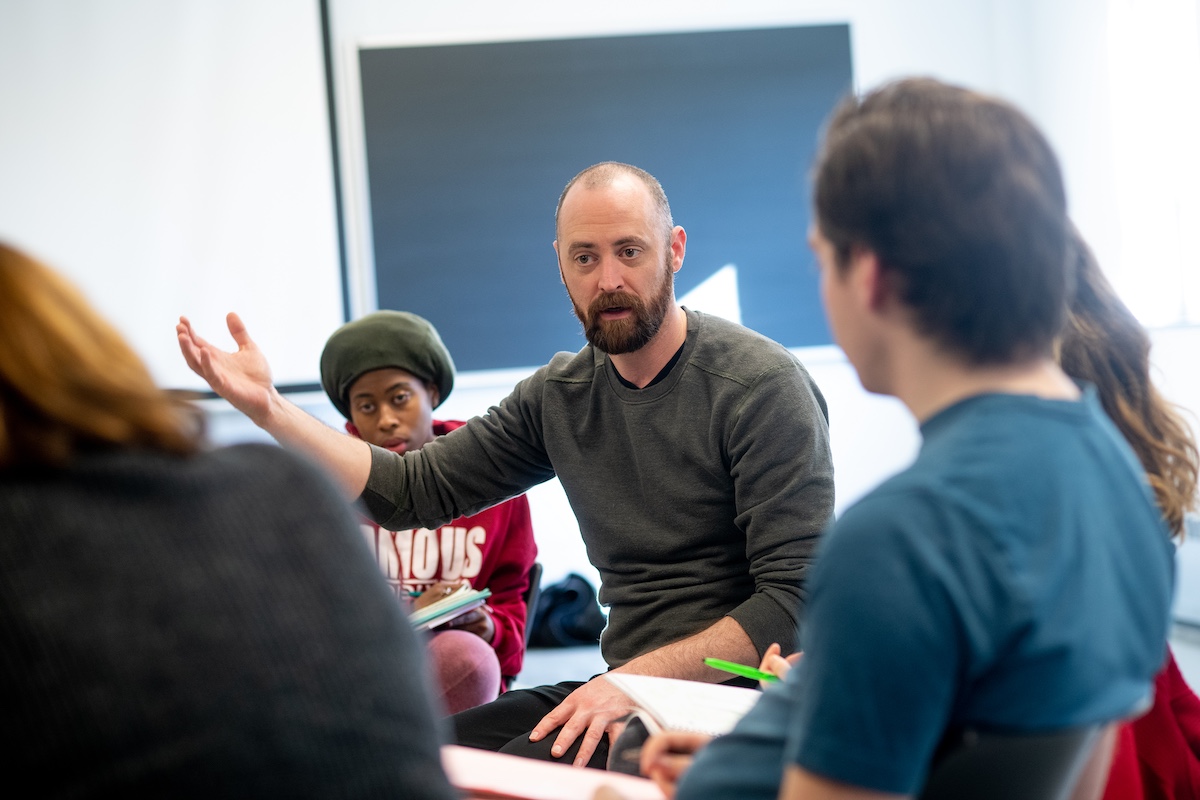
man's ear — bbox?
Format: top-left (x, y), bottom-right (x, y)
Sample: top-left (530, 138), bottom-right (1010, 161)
top-left (553, 240), bottom-right (565, 285)
top-left (669, 226), bottom-right (687, 273)
top-left (854, 248), bottom-right (891, 313)
top-left (427, 384), bottom-right (440, 409)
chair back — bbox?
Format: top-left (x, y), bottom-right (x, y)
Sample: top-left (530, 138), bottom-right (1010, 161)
top-left (522, 561), bottom-right (543, 646)
top-left (503, 562), bottom-right (545, 692)
top-left (918, 725), bottom-right (1101, 800)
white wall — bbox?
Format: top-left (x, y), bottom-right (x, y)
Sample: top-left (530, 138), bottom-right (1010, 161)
top-left (0, 1), bottom-right (344, 390)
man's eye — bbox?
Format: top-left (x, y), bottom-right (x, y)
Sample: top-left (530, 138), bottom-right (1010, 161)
top-left (393, 393), bottom-right (411, 405)
top-left (576, 254), bottom-right (593, 265)
top-left (621, 248), bottom-right (639, 258)
top-left (358, 403), bottom-right (375, 414)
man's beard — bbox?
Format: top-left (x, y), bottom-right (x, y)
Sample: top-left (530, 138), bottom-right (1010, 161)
top-left (571, 263), bottom-right (674, 355)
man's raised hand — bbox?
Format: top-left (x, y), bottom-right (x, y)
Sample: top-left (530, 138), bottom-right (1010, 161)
top-left (177, 313), bottom-right (374, 499)
top-left (176, 313), bottom-right (277, 425)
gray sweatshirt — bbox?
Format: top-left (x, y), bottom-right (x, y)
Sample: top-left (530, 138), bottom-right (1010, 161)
top-left (363, 309), bottom-right (835, 667)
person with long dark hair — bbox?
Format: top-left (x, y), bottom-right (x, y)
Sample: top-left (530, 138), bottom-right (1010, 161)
top-left (1059, 235), bottom-right (1200, 800)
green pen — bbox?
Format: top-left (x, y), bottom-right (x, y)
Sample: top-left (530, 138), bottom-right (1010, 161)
top-left (704, 657), bottom-right (779, 683)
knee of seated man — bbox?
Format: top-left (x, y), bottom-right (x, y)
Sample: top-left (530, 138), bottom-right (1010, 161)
top-left (497, 728), bottom-right (610, 770)
top-left (449, 680), bottom-right (590, 752)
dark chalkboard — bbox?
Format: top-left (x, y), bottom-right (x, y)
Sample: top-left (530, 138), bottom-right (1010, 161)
top-left (359, 25), bottom-right (852, 371)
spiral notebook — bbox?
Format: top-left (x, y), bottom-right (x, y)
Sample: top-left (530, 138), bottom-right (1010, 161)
top-left (603, 673), bottom-right (761, 737)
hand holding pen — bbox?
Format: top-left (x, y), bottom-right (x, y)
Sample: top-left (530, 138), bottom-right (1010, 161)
top-left (757, 642), bottom-right (802, 684)
top-left (704, 642), bottom-right (802, 688)
top-left (408, 579), bottom-right (466, 609)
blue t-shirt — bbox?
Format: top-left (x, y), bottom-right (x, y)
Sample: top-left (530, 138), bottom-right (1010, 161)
top-left (680, 389), bottom-right (1174, 797)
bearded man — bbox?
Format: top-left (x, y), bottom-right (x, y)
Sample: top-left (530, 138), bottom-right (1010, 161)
top-left (176, 161), bottom-right (834, 770)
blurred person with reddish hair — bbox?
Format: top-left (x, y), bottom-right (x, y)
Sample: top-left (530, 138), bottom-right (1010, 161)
top-left (0, 241), bottom-right (454, 799)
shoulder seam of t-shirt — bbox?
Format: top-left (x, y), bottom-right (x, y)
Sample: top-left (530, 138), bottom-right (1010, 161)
top-left (690, 357), bottom-right (798, 393)
top-left (539, 348), bottom-right (600, 385)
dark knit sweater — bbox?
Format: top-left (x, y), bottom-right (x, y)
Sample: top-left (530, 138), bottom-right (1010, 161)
top-left (363, 309), bottom-right (835, 667)
top-left (0, 444), bottom-right (454, 799)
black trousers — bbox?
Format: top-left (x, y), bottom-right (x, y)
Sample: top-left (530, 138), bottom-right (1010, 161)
top-left (450, 680), bottom-right (611, 770)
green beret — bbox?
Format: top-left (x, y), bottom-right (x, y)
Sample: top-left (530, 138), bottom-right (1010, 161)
top-left (319, 310), bottom-right (455, 419)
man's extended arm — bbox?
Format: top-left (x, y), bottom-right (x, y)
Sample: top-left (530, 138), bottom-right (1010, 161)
top-left (176, 313), bottom-right (372, 497)
top-left (359, 372), bottom-right (557, 531)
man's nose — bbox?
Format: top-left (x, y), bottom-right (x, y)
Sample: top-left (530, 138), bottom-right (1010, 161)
top-left (596, 256), bottom-right (624, 293)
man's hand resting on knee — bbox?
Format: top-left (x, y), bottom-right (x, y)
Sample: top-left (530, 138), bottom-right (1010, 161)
top-left (529, 676), bottom-right (637, 767)
top-left (530, 616), bottom-right (760, 768)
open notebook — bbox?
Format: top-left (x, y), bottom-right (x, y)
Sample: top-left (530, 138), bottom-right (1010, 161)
top-left (603, 673), bottom-right (762, 737)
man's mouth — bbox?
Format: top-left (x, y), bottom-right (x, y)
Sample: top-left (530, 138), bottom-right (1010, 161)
top-left (382, 438), bottom-right (407, 454)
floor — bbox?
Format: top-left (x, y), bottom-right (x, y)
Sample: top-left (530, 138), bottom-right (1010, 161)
top-left (514, 645), bottom-right (608, 690)
top-left (515, 624), bottom-right (1200, 692)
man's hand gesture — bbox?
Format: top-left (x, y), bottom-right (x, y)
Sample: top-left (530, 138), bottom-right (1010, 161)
top-left (177, 313), bottom-right (276, 425)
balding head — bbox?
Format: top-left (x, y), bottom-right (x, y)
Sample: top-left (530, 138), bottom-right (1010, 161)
top-left (555, 162), bottom-right (673, 245)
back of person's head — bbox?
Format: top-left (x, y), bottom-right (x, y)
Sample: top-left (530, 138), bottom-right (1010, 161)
top-left (0, 242), bottom-right (201, 468)
top-left (319, 310), bottom-right (455, 420)
top-left (814, 77), bottom-right (1072, 365)
top-left (1058, 234), bottom-right (1199, 537)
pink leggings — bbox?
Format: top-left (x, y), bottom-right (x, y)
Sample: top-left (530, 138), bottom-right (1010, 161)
top-left (426, 629), bottom-right (502, 715)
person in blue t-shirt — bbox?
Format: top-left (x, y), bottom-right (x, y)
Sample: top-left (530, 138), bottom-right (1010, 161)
top-left (617, 77), bottom-right (1176, 800)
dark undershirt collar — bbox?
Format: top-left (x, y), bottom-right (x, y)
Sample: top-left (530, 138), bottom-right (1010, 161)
top-left (609, 339), bottom-right (687, 390)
